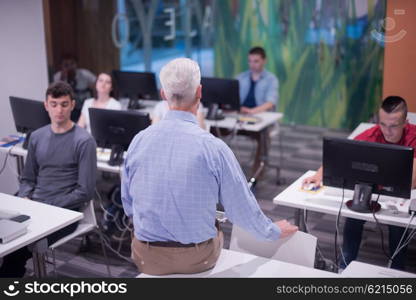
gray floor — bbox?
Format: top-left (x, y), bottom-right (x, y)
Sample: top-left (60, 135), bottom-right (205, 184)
top-left (21, 124), bottom-right (416, 277)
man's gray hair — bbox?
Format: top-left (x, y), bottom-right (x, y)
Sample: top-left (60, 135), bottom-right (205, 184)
top-left (159, 58), bottom-right (201, 107)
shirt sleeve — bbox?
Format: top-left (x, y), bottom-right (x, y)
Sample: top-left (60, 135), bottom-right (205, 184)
top-left (214, 141), bottom-right (281, 241)
top-left (83, 69), bottom-right (97, 85)
top-left (18, 138), bottom-right (38, 198)
top-left (57, 137), bottom-right (97, 209)
top-left (265, 74), bottom-right (278, 106)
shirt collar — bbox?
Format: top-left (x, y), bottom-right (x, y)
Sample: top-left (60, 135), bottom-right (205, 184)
top-left (164, 110), bottom-right (198, 124)
top-left (249, 69), bottom-right (267, 79)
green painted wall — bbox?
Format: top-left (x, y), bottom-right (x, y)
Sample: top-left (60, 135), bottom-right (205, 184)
top-left (214, 0), bottom-right (385, 129)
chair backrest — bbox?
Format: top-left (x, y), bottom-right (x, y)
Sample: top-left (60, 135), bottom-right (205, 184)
top-left (229, 225), bottom-right (317, 268)
top-left (407, 112), bottom-right (416, 125)
top-left (80, 200), bottom-right (98, 227)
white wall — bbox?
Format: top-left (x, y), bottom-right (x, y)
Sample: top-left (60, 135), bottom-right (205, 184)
top-left (0, 0), bottom-right (48, 194)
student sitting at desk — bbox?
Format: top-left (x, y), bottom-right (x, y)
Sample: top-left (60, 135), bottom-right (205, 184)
top-left (78, 72), bottom-right (121, 134)
top-left (237, 46), bottom-right (279, 114)
top-left (0, 82), bottom-right (97, 278)
top-left (151, 99), bottom-right (206, 130)
top-left (121, 58), bottom-right (297, 276)
top-left (303, 96), bottom-right (416, 270)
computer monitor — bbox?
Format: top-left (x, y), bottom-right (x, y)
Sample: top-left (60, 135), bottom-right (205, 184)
top-left (112, 70), bottom-right (159, 109)
top-left (89, 108), bottom-right (151, 166)
top-left (201, 77), bottom-right (241, 120)
top-left (323, 137), bottom-right (413, 213)
top-left (9, 96), bottom-right (50, 149)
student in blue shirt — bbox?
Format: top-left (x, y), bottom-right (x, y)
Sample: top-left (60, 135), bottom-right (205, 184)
top-left (237, 47), bottom-right (279, 114)
top-left (121, 58), bottom-right (297, 276)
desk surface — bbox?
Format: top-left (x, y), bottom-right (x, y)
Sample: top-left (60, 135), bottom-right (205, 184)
top-left (0, 193), bottom-right (83, 257)
top-left (135, 100), bottom-right (283, 132)
top-left (342, 261), bottom-right (416, 278)
top-left (0, 144), bottom-right (122, 174)
top-left (205, 112), bottom-right (283, 132)
top-left (273, 171), bottom-right (416, 228)
top-left (137, 248), bottom-right (338, 278)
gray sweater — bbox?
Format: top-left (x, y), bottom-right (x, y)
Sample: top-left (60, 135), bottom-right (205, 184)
top-left (18, 124), bottom-right (97, 209)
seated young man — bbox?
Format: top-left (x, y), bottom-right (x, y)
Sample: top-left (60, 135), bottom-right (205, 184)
top-left (237, 46), bottom-right (279, 114)
top-left (0, 82), bottom-right (97, 278)
top-left (303, 96), bottom-right (416, 270)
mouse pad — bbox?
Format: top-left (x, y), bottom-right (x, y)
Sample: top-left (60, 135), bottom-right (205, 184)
top-left (299, 185), bottom-right (324, 194)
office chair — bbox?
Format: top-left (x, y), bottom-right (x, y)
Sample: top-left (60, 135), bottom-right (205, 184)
top-left (48, 200), bottom-right (112, 277)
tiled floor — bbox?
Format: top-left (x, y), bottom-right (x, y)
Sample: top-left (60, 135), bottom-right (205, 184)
top-left (18, 124), bottom-right (416, 277)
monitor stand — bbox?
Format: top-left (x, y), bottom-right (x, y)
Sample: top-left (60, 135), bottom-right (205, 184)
top-left (127, 98), bottom-right (145, 110)
top-left (108, 144), bottom-right (124, 166)
top-left (346, 183), bottom-right (381, 213)
top-left (206, 103), bottom-right (225, 120)
top-left (22, 132), bottom-right (32, 150)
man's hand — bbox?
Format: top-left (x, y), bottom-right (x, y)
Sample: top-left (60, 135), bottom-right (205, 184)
top-left (302, 174), bottom-right (322, 189)
top-left (274, 219), bottom-right (298, 239)
top-left (240, 106), bottom-right (255, 114)
top-left (301, 167), bottom-right (323, 189)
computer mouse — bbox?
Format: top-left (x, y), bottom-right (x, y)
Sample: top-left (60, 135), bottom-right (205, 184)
top-left (303, 183), bottom-right (319, 191)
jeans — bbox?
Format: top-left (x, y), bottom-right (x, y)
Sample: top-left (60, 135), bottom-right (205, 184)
top-left (341, 217), bottom-right (408, 270)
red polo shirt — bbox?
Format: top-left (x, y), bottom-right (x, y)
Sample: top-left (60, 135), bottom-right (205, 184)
top-left (354, 123), bottom-right (416, 158)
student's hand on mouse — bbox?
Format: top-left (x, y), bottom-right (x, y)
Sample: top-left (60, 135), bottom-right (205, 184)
top-left (274, 219), bottom-right (298, 238)
top-left (302, 174), bottom-right (322, 189)
top-left (240, 107), bottom-right (254, 114)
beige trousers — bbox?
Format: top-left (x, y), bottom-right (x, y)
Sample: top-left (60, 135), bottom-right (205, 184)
top-left (131, 229), bottom-right (224, 276)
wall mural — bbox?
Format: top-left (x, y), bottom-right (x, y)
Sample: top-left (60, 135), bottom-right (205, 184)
top-left (214, 0), bottom-right (385, 129)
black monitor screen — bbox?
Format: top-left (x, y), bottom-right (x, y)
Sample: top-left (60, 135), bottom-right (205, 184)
top-left (201, 77), bottom-right (240, 111)
top-left (9, 96), bottom-right (50, 134)
top-left (9, 96), bottom-right (50, 149)
top-left (89, 108), bottom-right (151, 165)
top-left (323, 137), bottom-right (413, 199)
top-left (112, 70), bottom-right (159, 100)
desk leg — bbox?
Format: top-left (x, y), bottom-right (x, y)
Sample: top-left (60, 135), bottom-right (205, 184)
top-left (14, 155), bottom-right (24, 178)
top-left (30, 238), bottom-right (48, 278)
top-left (252, 127), bottom-right (284, 185)
top-left (294, 209), bottom-right (306, 232)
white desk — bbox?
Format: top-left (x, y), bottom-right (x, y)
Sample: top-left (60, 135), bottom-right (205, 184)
top-left (206, 112), bottom-right (283, 132)
top-left (0, 144), bottom-right (122, 175)
top-left (137, 248), bottom-right (338, 278)
top-left (273, 171), bottom-right (416, 228)
top-left (0, 193), bottom-right (82, 277)
top-left (135, 99), bottom-right (284, 133)
top-left (1, 110), bottom-right (283, 177)
top-left (342, 261), bottom-right (416, 277)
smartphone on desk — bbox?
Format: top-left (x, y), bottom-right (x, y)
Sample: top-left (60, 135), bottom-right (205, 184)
top-left (10, 214), bottom-right (31, 223)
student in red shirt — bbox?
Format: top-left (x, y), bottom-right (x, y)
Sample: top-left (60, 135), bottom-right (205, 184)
top-left (303, 96), bottom-right (416, 270)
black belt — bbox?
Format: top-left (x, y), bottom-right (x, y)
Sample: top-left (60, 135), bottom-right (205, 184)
top-left (140, 220), bottom-right (220, 248)
top-left (142, 240), bottom-right (211, 248)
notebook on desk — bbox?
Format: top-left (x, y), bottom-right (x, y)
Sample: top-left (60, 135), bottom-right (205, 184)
top-left (237, 116), bottom-right (261, 124)
top-left (0, 135), bottom-right (23, 147)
